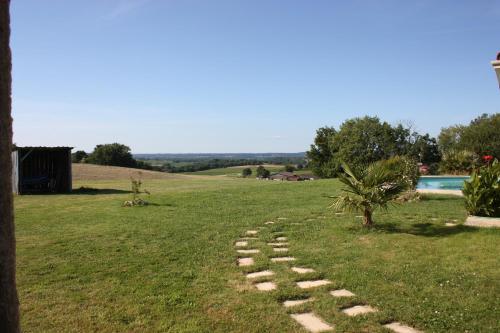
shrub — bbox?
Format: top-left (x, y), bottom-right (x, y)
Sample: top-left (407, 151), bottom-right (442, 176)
top-left (241, 168), bottom-right (252, 178)
top-left (256, 165), bottom-right (270, 178)
top-left (439, 150), bottom-right (479, 175)
top-left (123, 176), bottom-right (150, 207)
top-left (330, 158), bottom-right (410, 227)
top-left (462, 160), bottom-right (500, 217)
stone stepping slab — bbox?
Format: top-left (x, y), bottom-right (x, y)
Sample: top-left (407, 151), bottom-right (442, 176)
top-left (236, 249), bottom-right (260, 254)
top-left (271, 256), bottom-right (296, 262)
top-left (264, 221), bottom-right (275, 224)
top-left (235, 241), bottom-right (248, 247)
top-left (246, 270), bottom-right (274, 279)
top-left (240, 237), bottom-right (258, 240)
top-left (330, 289), bottom-right (355, 297)
top-left (245, 230), bottom-right (258, 235)
top-left (255, 281), bottom-right (277, 291)
top-left (342, 305), bottom-right (377, 316)
top-left (296, 280), bottom-right (331, 289)
top-left (292, 267), bottom-right (315, 274)
top-left (290, 312), bottom-right (333, 332)
top-left (283, 298), bottom-right (314, 307)
top-left (237, 257), bottom-right (254, 267)
top-left (273, 247), bottom-right (288, 252)
top-left (275, 237), bottom-right (287, 241)
top-left (384, 322), bottom-right (423, 333)
top-left (268, 242), bottom-right (289, 247)
top-left (277, 217), bottom-right (288, 220)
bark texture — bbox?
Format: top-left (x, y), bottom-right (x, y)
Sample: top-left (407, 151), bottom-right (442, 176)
top-left (0, 1), bottom-right (20, 332)
top-left (363, 208), bottom-right (374, 227)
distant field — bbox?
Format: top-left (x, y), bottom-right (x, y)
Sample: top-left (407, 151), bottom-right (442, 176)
top-left (183, 164), bottom-right (286, 176)
top-left (14, 165), bottom-right (499, 332)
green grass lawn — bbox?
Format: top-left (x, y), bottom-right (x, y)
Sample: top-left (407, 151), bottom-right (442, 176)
top-left (15, 177), bottom-right (499, 332)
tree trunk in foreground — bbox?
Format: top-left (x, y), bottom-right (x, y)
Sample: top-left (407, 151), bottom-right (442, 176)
top-left (0, 1), bottom-right (20, 332)
top-left (363, 208), bottom-right (374, 227)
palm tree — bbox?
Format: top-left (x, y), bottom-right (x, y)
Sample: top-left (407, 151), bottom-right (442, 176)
top-left (0, 1), bottom-right (21, 332)
top-left (330, 159), bottom-right (409, 227)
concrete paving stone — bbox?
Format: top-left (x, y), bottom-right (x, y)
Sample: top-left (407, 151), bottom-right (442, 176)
top-left (237, 257), bottom-right (254, 266)
top-left (271, 256), bottom-right (296, 262)
top-left (237, 249), bottom-right (260, 254)
top-left (330, 289), bottom-right (355, 297)
top-left (296, 280), bottom-right (332, 289)
top-left (246, 270), bottom-right (274, 279)
top-left (255, 282), bottom-right (277, 291)
top-left (290, 312), bottom-right (333, 332)
top-left (342, 305), bottom-right (377, 316)
top-left (291, 267), bottom-right (315, 274)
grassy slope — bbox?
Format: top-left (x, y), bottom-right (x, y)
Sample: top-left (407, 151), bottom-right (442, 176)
top-left (15, 172), bottom-right (499, 332)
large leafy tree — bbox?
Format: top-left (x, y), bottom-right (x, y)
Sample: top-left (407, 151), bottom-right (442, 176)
top-left (86, 143), bottom-right (137, 167)
top-left (308, 117), bottom-right (438, 177)
top-left (460, 113), bottom-right (500, 157)
top-left (306, 126), bottom-right (339, 178)
top-left (0, 1), bottom-right (21, 331)
top-left (334, 117), bottom-right (400, 170)
top-left (438, 113), bottom-right (500, 158)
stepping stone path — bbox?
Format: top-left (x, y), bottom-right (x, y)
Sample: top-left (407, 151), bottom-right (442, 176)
top-left (342, 305), bottom-right (378, 316)
top-left (292, 267), bottom-right (315, 274)
top-left (283, 298), bottom-right (314, 307)
top-left (246, 270), bottom-right (274, 279)
top-left (236, 249), bottom-right (260, 254)
top-left (330, 289), bottom-right (355, 297)
top-left (384, 322), bottom-right (423, 333)
top-left (297, 280), bottom-right (332, 289)
top-left (255, 281), bottom-right (277, 291)
top-left (237, 257), bottom-right (254, 267)
top-left (290, 313), bottom-right (333, 332)
top-left (445, 222), bottom-right (457, 227)
top-left (271, 256), bottom-right (296, 262)
top-left (233, 220), bottom-right (420, 332)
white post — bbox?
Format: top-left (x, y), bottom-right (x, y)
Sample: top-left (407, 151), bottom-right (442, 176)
top-left (492, 52), bottom-right (500, 89)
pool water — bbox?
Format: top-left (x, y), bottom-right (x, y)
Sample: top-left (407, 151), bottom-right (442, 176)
top-left (417, 176), bottom-right (470, 190)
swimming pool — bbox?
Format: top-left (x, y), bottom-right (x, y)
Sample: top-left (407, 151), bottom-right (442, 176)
top-left (417, 176), bottom-right (470, 190)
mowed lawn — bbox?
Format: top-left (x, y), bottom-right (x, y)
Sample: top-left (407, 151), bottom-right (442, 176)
top-left (15, 175), bottom-right (499, 332)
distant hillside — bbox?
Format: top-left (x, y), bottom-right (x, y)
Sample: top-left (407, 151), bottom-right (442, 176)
top-left (134, 152), bottom-right (306, 161)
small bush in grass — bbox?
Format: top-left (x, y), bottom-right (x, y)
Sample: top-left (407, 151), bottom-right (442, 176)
top-left (241, 168), bottom-right (252, 178)
top-left (462, 159), bottom-right (500, 217)
top-left (256, 165), bottom-right (270, 179)
top-left (123, 176), bottom-right (150, 207)
top-left (330, 157), bottom-right (411, 227)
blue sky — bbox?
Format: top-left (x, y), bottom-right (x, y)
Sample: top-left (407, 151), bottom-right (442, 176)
top-left (10, 0), bottom-right (500, 153)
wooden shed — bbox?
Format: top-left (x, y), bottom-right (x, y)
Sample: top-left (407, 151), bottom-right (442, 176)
top-left (12, 147), bottom-right (73, 194)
